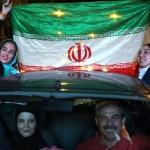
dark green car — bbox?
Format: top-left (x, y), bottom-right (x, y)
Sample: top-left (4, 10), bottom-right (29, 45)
top-left (0, 71), bottom-right (150, 150)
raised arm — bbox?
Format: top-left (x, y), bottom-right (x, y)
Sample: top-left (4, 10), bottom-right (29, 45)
top-left (0, 0), bottom-right (13, 21)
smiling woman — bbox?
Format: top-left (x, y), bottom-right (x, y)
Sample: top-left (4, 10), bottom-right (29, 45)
top-left (138, 43), bottom-right (150, 85)
top-left (9, 105), bottom-right (63, 150)
top-left (0, 39), bottom-right (19, 77)
top-left (17, 112), bottom-right (37, 138)
top-left (11, 107), bottom-right (46, 150)
top-left (0, 39), bottom-right (17, 64)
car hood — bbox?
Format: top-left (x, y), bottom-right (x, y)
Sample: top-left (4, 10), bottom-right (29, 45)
top-left (0, 71), bottom-right (149, 102)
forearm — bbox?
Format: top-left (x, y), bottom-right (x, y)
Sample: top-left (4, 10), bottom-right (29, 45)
top-left (0, 13), bottom-right (7, 21)
top-left (1, 0), bottom-right (13, 21)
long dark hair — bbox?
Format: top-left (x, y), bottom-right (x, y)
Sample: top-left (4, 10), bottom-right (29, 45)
top-left (144, 43), bottom-right (150, 48)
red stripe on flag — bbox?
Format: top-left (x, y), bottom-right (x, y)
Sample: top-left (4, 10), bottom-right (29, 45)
top-left (19, 62), bottom-right (138, 77)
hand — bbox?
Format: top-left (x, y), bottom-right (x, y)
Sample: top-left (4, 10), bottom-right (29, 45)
top-left (2, 0), bottom-right (13, 16)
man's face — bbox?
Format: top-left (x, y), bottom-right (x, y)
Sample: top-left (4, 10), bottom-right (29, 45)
top-left (138, 45), bottom-right (150, 68)
top-left (95, 105), bottom-right (123, 142)
top-left (17, 112), bottom-right (36, 138)
top-left (0, 42), bottom-right (16, 64)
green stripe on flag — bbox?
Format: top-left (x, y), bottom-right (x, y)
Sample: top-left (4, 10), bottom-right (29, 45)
top-left (11, 1), bottom-right (150, 40)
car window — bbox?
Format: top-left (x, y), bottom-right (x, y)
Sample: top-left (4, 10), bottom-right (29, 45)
top-left (0, 98), bottom-right (150, 150)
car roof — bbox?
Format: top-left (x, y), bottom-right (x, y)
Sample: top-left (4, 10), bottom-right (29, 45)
top-left (0, 71), bottom-right (149, 103)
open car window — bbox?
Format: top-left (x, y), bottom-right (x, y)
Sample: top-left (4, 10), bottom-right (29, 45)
top-left (1, 98), bottom-right (150, 150)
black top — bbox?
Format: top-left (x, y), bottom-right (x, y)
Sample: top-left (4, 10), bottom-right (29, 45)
top-left (0, 62), bottom-right (4, 76)
top-left (142, 67), bottom-right (150, 86)
top-left (0, 120), bottom-right (12, 150)
top-left (0, 20), bottom-right (5, 77)
top-left (0, 20), bottom-right (5, 27)
top-left (12, 131), bottom-right (49, 150)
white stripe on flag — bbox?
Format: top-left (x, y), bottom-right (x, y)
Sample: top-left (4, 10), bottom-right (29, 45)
top-left (14, 31), bottom-right (144, 67)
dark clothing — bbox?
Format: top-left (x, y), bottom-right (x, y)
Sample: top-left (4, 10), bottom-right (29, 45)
top-left (0, 20), bottom-right (5, 27)
top-left (11, 108), bottom-right (49, 150)
top-left (0, 121), bottom-right (12, 150)
top-left (0, 61), bottom-right (4, 76)
top-left (142, 67), bottom-right (150, 86)
top-left (0, 20), bottom-right (5, 77)
top-left (12, 132), bottom-right (49, 150)
top-left (76, 134), bottom-right (150, 150)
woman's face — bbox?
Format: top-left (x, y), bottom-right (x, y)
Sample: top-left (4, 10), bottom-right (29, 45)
top-left (0, 42), bottom-right (16, 64)
top-left (17, 112), bottom-right (36, 138)
top-left (138, 45), bottom-right (150, 68)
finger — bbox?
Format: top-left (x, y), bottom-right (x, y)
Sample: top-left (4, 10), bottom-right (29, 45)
top-left (9, 2), bottom-right (13, 7)
top-left (3, 1), bottom-right (13, 8)
top-left (4, 0), bottom-right (9, 5)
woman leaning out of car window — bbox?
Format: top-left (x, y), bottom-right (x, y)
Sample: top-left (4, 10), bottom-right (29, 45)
top-left (0, 39), bottom-right (19, 77)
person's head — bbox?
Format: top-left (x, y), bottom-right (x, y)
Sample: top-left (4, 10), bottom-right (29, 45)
top-left (138, 43), bottom-right (150, 68)
top-left (17, 111), bottom-right (36, 138)
top-left (0, 39), bottom-right (18, 64)
top-left (95, 101), bottom-right (125, 143)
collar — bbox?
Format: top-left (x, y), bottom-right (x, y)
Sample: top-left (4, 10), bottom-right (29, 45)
top-left (95, 133), bottom-right (130, 150)
top-left (138, 66), bottom-right (150, 79)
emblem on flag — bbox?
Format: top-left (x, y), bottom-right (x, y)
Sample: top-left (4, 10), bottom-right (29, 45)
top-left (68, 42), bottom-right (92, 63)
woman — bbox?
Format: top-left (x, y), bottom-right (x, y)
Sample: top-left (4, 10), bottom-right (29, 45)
top-left (0, 39), bottom-right (19, 77)
top-left (138, 43), bottom-right (150, 85)
top-left (11, 106), bottom-right (62, 150)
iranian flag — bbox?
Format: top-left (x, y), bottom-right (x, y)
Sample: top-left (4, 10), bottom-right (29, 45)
top-left (11, 1), bottom-right (150, 77)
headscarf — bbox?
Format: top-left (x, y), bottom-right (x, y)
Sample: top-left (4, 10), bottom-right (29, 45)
top-left (12, 105), bottom-right (48, 150)
top-left (0, 39), bottom-right (19, 77)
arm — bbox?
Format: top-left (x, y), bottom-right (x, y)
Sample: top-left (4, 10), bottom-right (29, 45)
top-left (0, 0), bottom-right (13, 21)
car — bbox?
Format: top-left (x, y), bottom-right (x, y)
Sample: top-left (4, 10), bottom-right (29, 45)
top-left (0, 71), bottom-right (150, 150)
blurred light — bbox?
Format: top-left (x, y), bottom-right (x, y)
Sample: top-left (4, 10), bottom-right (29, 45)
top-left (79, 42), bottom-right (84, 47)
top-left (102, 66), bottom-right (109, 72)
top-left (145, 94), bottom-right (150, 100)
top-left (61, 82), bottom-right (70, 86)
top-left (57, 31), bottom-right (63, 35)
top-left (73, 46), bottom-right (78, 52)
top-left (60, 89), bottom-right (68, 91)
top-left (109, 13), bottom-right (121, 20)
top-left (81, 66), bottom-right (94, 71)
top-left (88, 33), bottom-right (96, 38)
top-left (87, 66), bottom-right (94, 71)
top-left (53, 10), bottom-right (65, 17)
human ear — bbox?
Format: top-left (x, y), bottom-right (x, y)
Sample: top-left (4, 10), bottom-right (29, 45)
top-left (95, 117), bottom-right (100, 127)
